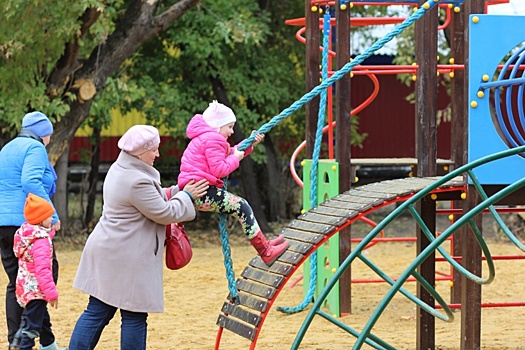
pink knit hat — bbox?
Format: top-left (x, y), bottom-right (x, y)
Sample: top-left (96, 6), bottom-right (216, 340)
top-left (202, 100), bottom-right (236, 129)
top-left (118, 125), bottom-right (160, 156)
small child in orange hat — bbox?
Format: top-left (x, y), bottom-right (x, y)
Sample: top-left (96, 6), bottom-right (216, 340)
top-left (13, 194), bottom-right (66, 350)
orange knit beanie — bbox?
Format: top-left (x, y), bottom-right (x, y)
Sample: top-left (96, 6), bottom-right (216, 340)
top-left (24, 193), bottom-right (55, 225)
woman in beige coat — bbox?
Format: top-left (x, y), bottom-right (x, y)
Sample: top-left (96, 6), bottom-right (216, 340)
top-left (69, 125), bottom-right (208, 350)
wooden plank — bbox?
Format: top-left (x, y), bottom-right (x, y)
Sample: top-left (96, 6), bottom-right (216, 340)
top-left (216, 314), bottom-right (257, 341)
top-left (249, 258), bottom-right (294, 276)
top-left (298, 212), bottom-right (348, 227)
top-left (279, 227), bottom-right (325, 244)
top-left (236, 279), bottom-right (277, 300)
top-left (345, 189), bottom-right (398, 201)
top-left (333, 193), bottom-right (385, 206)
top-left (220, 302), bottom-right (262, 327)
top-left (241, 267), bottom-right (284, 288)
top-left (286, 220), bottom-right (336, 234)
top-left (285, 239), bottom-right (313, 255)
top-left (251, 250), bottom-right (304, 267)
top-left (227, 291), bottom-right (268, 313)
top-left (320, 199), bottom-right (372, 211)
top-left (277, 250), bottom-right (304, 265)
top-left (309, 205), bottom-right (359, 219)
top-left (349, 157), bottom-right (454, 166)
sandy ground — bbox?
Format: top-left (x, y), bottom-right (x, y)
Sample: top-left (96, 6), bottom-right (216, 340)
top-left (1, 239), bottom-right (525, 349)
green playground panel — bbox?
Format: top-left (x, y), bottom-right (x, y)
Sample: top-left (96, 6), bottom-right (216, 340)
top-left (302, 159), bottom-right (340, 317)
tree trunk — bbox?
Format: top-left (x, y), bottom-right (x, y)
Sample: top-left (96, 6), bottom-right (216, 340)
top-left (84, 126), bottom-right (101, 230)
top-left (53, 146), bottom-right (69, 236)
top-left (45, 0), bottom-right (202, 164)
top-left (262, 134), bottom-right (286, 221)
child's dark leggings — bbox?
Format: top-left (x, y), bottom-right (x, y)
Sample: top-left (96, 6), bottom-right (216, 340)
top-left (194, 186), bottom-right (261, 238)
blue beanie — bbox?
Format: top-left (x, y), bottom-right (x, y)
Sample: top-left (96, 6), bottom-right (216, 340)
top-left (22, 112), bottom-right (53, 137)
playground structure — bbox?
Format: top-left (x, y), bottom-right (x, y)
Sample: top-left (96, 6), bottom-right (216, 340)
top-left (212, 0), bottom-right (525, 349)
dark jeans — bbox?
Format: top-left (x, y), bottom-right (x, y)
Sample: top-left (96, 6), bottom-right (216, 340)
top-left (69, 296), bottom-right (148, 350)
top-left (19, 300), bottom-right (55, 350)
top-left (0, 226), bottom-right (59, 343)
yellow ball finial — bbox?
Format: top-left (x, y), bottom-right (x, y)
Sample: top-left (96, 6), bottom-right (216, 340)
top-left (449, 58), bottom-right (455, 64)
top-left (448, 214), bottom-right (454, 221)
top-left (443, 165), bottom-right (449, 171)
top-left (449, 72), bottom-right (455, 79)
top-left (350, 72), bottom-right (354, 78)
top-left (454, 6), bottom-right (460, 13)
top-left (340, 4), bottom-right (347, 11)
top-left (412, 75), bottom-right (417, 82)
top-left (477, 91), bottom-right (485, 98)
top-left (331, 165), bottom-right (337, 171)
top-left (431, 194), bottom-right (437, 200)
top-left (301, 209), bottom-right (306, 214)
top-left (331, 267), bottom-right (336, 273)
top-left (423, 3), bottom-right (430, 10)
top-left (461, 192), bottom-right (467, 200)
top-left (472, 16), bottom-right (479, 23)
top-left (350, 2), bottom-right (354, 8)
top-left (449, 281), bottom-right (454, 287)
top-left (482, 74), bottom-right (490, 82)
top-left (311, 5), bottom-right (318, 12)
top-left (301, 160), bottom-right (306, 167)
top-left (354, 176), bottom-right (359, 183)
top-left (470, 101), bottom-right (478, 108)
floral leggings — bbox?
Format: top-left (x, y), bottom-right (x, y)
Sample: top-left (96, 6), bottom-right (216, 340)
top-left (194, 186), bottom-right (261, 238)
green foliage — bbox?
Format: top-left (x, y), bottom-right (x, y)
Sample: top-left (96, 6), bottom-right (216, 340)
top-left (0, 0), bottom-right (123, 134)
top-left (125, 0), bottom-right (307, 161)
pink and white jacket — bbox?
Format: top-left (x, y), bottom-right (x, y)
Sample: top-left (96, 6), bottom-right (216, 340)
top-left (13, 222), bottom-right (58, 307)
top-left (178, 114), bottom-right (253, 189)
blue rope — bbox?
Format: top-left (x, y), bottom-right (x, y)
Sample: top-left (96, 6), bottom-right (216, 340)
top-left (218, 208), bottom-right (239, 304)
top-left (236, 0), bottom-right (437, 152)
top-left (277, 7), bottom-right (331, 314)
top-left (220, 0), bottom-right (437, 306)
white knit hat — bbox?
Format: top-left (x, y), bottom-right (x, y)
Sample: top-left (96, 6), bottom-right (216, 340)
top-left (118, 125), bottom-right (160, 156)
top-left (202, 101), bottom-right (236, 129)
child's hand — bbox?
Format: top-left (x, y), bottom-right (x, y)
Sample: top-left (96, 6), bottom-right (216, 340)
top-left (233, 148), bottom-right (245, 161)
top-left (251, 131), bottom-right (265, 146)
top-left (49, 298), bottom-right (58, 309)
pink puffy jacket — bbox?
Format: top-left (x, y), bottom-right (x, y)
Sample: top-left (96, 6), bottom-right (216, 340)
top-left (13, 223), bottom-right (58, 307)
top-left (178, 114), bottom-right (253, 189)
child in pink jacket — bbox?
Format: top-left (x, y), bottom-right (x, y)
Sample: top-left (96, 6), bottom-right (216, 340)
top-left (178, 101), bottom-right (288, 265)
top-left (13, 194), bottom-right (66, 350)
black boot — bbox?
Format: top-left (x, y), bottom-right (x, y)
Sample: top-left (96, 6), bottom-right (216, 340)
top-left (8, 316), bottom-right (25, 350)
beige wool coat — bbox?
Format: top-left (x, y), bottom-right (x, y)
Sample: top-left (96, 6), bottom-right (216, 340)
top-left (73, 151), bottom-right (196, 313)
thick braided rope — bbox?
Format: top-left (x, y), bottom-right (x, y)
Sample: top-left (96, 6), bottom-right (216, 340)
top-left (218, 209), bottom-right (239, 304)
top-left (221, 0), bottom-right (437, 305)
top-left (236, 0), bottom-right (437, 152)
top-left (277, 8), bottom-right (331, 314)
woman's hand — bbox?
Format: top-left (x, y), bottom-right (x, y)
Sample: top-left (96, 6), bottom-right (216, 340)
top-left (251, 131), bottom-right (265, 146)
top-left (183, 179), bottom-right (209, 200)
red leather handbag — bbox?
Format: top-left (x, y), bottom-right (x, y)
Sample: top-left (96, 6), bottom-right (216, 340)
top-left (164, 188), bottom-right (193, 270)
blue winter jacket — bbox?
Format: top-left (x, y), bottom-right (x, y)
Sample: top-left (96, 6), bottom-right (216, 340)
top-left (0, 132), bottom-right (59, 226)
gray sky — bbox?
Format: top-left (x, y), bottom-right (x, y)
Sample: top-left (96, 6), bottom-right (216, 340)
top-left (488, 0), bottom-right (525, 15)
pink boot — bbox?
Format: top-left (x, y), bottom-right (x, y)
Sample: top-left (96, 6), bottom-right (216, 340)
top-left (250, 231), bottom-right (289, 266)
top-left (268, 234), bottom-right (285, 246)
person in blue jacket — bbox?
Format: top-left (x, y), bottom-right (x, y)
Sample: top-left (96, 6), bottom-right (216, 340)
top-left (0, 112), bottom-right (61, 350)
